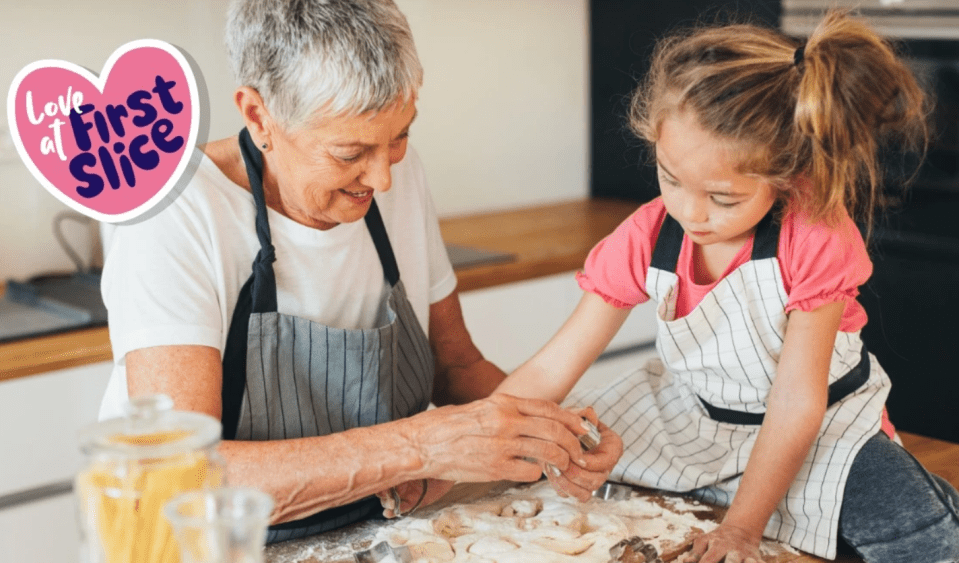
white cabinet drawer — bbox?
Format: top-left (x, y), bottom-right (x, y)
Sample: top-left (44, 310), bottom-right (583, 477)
top-left (0, 362), bottom-right (112, 496)
top-left (0, 493), bottom-right (80, 563)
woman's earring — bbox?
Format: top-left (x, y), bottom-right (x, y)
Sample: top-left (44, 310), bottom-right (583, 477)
top-left (261, 143), bottom-right (268, 150)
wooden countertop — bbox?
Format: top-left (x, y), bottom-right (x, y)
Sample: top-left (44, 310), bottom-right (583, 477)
top-left (0, 198), bottom-right (639, 383)
top-left (265, 431), bottom-right (957, 563)
top-left (438, 198), bottom-right (637, 293)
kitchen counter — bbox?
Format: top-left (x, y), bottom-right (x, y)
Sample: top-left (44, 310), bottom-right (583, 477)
top-left (265, 431), bottom-right (957, 563)
top-left (0, 198), bottom-right (639, 383)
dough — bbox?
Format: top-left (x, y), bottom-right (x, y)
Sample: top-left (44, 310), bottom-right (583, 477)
top-left (370, 481), bottom-right (718, 562)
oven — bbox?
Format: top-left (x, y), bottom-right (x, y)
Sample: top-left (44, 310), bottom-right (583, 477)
top-left (785, 0), bottom-right (959, 443)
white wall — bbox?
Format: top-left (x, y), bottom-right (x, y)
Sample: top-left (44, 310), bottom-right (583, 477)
top-left (0, 0), bottom-right (588, 282)
top-left (398, 0), bottom-right (589, 216)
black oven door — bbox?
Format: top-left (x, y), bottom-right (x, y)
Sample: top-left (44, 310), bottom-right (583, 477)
top-left (860, 39), bottom-right (959, 445)
top-left (860, 200), bottom-right (959, 445)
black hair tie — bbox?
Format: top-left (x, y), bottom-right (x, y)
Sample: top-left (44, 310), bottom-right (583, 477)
top-left (794, 44), bottom-right (806, 67)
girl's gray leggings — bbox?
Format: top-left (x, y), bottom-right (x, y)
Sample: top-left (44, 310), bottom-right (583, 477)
top-left (840, 432), bottom-right (959, 562)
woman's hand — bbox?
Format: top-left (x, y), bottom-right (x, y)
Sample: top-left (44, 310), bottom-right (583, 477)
top-left (681, 523), bottom-right (765, 563)
top-left (544, 407), bottom-right (624, 502)
top-left (400, 393), bottom-right (589, 484)
top-left (376, 478), bottom-right (455, 518)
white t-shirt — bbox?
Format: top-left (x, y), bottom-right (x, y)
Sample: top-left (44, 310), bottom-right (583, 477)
top-left (98, 145), bottom-right (457, 419)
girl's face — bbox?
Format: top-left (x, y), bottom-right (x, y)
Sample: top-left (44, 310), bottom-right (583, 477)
top-left (263, 99), bottom-right (416, 230)
top-left (656, 110), bottom-right (778, 248)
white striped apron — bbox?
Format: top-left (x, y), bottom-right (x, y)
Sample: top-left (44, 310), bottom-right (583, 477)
top-left (569, 211), bottom-right (891, 558)
top-left (220, 129), bottom-right (434, 543)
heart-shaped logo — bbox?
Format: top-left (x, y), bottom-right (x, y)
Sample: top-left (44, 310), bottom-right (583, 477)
top-left (6, 39), bottom-right (199, 223)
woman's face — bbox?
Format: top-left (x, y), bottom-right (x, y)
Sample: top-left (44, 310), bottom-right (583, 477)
top-left (655, 109), bottom-right (778, 249)
top-left (264, 100), bottom-right (417, 230)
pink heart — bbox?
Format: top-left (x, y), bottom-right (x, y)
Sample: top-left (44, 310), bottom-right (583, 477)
top-left (6, 39), bottom-right (199, 223)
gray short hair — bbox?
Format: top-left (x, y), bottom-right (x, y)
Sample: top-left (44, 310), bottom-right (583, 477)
top-left (226, 0), bottom-right (423, 129)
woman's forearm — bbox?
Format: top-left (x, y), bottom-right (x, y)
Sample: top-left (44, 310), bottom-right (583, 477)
top-left (220, 395), bottom-right (592, 525)
top-left (220, 419), bottom-right (424, 524)
top-left (433, 358), bottom-right (506, 406)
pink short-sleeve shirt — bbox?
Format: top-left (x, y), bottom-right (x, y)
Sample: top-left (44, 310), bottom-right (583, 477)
top-left (577, 198), bottom-right (873, 332)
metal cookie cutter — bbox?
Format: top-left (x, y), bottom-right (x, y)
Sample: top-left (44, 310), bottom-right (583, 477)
top-left (354, 540), bottom-right (454, 563)
top-left (354, 541), bottom-right (412, 563)
top-left (578, 417), bottom-right (602, 450)
top-left (385, 479), bottom-right (429, 518)
top-left (592, 481), bottom-right (633, 501)
top-left (608, 536), bottom-right (664, 563)
top-left (543, 417), bottom-right (603, 477)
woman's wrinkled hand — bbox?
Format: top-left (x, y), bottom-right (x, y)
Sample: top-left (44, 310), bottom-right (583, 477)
top-left (375, 478), bottom-right (454, 518)
top-left (402, 393), bottom-right (589, 484)
top-left (680, 523), bottom-right (765, 563)
top-left (543, 406), bottom-right (624, 502)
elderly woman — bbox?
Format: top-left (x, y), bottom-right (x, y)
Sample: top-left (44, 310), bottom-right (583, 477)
top-left (97, 0), bottom-right (621, 543)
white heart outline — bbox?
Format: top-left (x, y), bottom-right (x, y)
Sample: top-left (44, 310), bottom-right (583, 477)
top-left (6, 38), bottom-right (200, 224)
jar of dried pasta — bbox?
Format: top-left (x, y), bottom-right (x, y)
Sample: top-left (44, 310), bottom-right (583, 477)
top-left (76, 394), bottom-right (225, 563)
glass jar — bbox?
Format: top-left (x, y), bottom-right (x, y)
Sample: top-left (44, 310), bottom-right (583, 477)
top-left (76, 395), bottom-right (225, 563)
top-left (164, 487), bottom-right (274, 563)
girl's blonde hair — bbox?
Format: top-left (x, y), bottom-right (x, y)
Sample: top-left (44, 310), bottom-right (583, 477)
top-left (629, 10), bottom-right (928, 233)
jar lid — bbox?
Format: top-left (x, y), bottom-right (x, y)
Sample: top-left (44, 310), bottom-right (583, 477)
top-left (79, 395), bottom-right (222, 459)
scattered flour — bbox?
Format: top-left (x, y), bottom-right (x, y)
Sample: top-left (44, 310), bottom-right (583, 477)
top-left (370, 481), bottom-right (717, 562)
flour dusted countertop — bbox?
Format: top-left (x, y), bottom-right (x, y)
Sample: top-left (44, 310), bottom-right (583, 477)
top-left (265, 433), bottom-right (958, 563)
top-left (264, 481), bottom-right (792, 563)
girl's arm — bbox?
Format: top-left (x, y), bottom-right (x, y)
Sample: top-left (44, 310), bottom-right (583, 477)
top-left (496, 291), bottom-right (633, 403)
top-left (684, 301), bottom-right (844, 563)
top-left (495, 291), bottom-right (631, 502)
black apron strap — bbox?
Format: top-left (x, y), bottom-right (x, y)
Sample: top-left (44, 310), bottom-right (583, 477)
top-left (363, 198), bottom-right (400, 287)
top-left (700, 345), bottom-right (871, 426)
top-left (238, 128), bottom-right (278, 314)
top-left (750, 206), bottom-right (781, 261)
top-left (223, 127), bottom-right (277, 440)
top-left (221, 274), bottom-right (253, 440)
top-left (649, 213), bottom-right (685, 273)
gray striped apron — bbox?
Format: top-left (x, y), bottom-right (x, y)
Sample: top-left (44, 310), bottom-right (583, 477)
top-left (220, 129), bottom-right (434, 543)
top-left (568, 211), bottom-right (890, 558)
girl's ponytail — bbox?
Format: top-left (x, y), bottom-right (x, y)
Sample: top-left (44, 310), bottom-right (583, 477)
top-left (795, 10), bottom-right (927, 232)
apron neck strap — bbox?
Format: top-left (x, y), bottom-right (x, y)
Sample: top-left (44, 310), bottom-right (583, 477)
top-left (363, 200), bottom-right (400, 287)
top-left (239, 128), bottom-right (278, 313)
top-left (749, 207), bottom-right (781, 260)
top-left (650, 213), bottom-right (685, 273)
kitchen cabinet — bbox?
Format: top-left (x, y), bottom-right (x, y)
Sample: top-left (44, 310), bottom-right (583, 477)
top-left (0, 361), bottom-right (110, 563)
top-left (0, 362), bottom-right (111, 497)
top-left (0, 493), bottom-right (80, 563)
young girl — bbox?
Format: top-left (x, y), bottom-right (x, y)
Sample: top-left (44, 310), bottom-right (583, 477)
top-left (498, 10), bottom-right (959, 563)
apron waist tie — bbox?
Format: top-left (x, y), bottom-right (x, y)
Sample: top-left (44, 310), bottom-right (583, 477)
top-left (699, 346), bottom-right (871, 426)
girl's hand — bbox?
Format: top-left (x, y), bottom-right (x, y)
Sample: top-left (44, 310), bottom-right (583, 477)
top-left (544, 407), bottom-right (624, 502)
top-left (681, 523), bottom-right (765, 563)
top-left (376, 478), bottom-right (455, 518)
